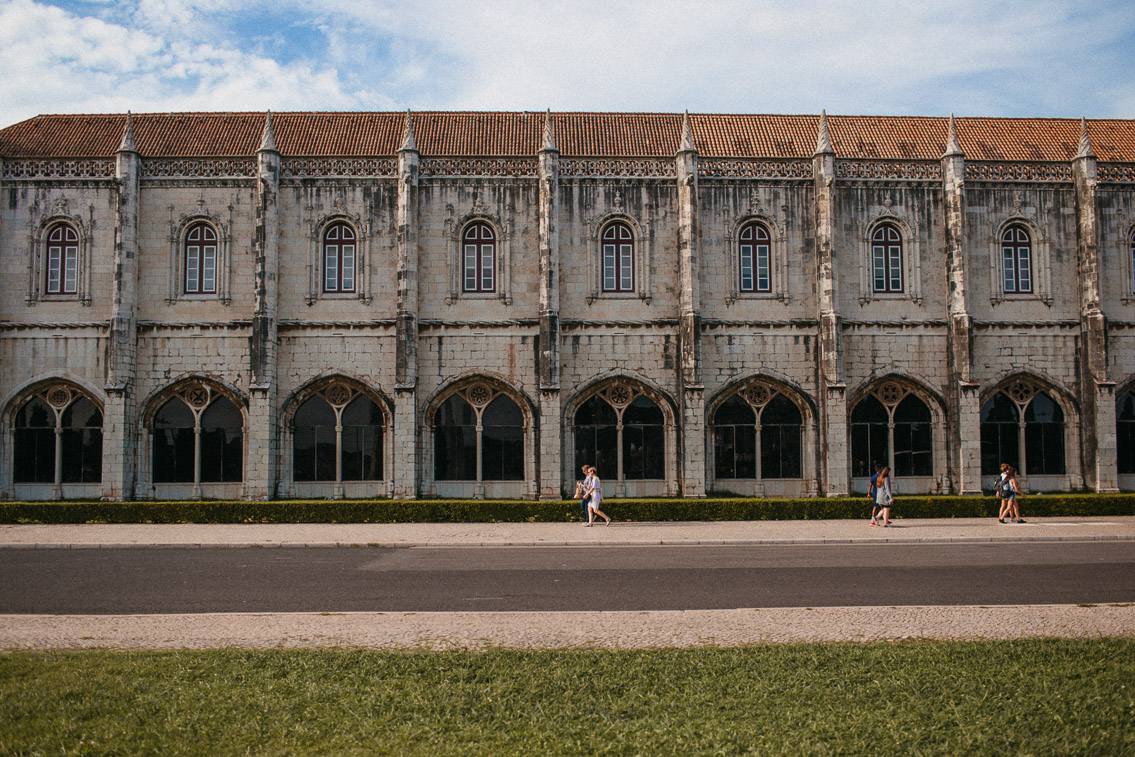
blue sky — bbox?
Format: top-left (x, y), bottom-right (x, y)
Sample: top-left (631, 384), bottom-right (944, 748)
top-left (1, 0), bottom-right (1132, 126)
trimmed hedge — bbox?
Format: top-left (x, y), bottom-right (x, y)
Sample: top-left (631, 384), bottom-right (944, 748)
top-left (2, 493), bottom-right (1135, 524)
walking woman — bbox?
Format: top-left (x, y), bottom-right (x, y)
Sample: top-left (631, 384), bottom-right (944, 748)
top-left (582, 465), bottom-right (611, 526)
top-left (998, 464), bottom-right (1026, 524)
top-left (875, 466), bottom-right (894, 527)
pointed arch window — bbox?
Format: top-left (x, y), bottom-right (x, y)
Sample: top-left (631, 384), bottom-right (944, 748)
top-left (1001, 225), bottom-right (1033, 293)
top-left (293, 383), bottom-right (384, 483)
top-left (712, 384), bottom-right (802, 480)
top-left (871, 224), bottom-right (903, 293)
top-left (462, 222), bottom-right (496, 293)
top-left (45, 223), bottom-right (79, 295)
top-left (323, 222), bottom-right (357, 293)
top-left (13, 385), bottom-right (102, 484)
top-left (850, 381), bottom-right (932, 477)
top-left (1118, 392), bottom-right (1135, 475)
top-left (601, 222), bottom-right (635, 292)
top-left (184, 223), bottom-right (218, 294)
top-left (738, 222), bottom-right (771, 293)
top-left (152, 384), bottom-right (243, 484)
top-left (979, 380), bottom-right (1065, 476)
top-left (574, 383), bottom-right (664, 481)
top-left (434, 384), bottom-right (524, 481)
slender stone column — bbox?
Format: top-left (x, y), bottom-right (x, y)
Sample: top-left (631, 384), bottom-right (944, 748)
top-left (813, 111), bottom-right (849, 496)
top-left (676, 111), bottom-right (705, 497)
top-left (393, 111), bottom-right (420, 499)
top-left (1072, 118), bottom-right (1118, 492)
top-left (537, 111), bottom-right (563, 499)
top-left (246, 113), bottom-right (280, 500)
top-left (941, 116), bottom-right (983, 494)
top-left (102, 113), bottom-right (139, 500)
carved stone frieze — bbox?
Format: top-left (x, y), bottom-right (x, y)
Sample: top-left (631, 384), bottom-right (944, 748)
top-left (281, 158), bottom-right (396, 177)
top-left (699, 159), bottom-right (812, 179)
top-left (1098, 163), bottom-right (1135, 183)
top-left (2, 159), bottom-right (115, 179)
top-left (559, 158), bottom-right (676, 178)
top-left (965, 162), bottom-right (1072, 182)
top-left (835, 161), bottom-right (941, 181)
top-left (419, 157), bottom-right (537, 177)
top-left (142, 158), bottom-right (257, 178)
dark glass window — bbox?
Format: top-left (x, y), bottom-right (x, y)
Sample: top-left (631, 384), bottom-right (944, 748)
top-left (153, 398), bottom-right (195, 483)
top-left (481, 395), bottom-right (524, 481)
top-left (980, 392), bottom-right (1020, 475)
top-left (850, 395), bottom-right (889, 477)
top-left (622, 396), bottom-right (664, 480)
top-left (574, 396), bottom-right (618, 478)
top-left (1001, 225), bottom-right (1032, 293)
top-left (323, 223), bottom-right (357, 293)
top-left (434, 395), bottom-right (477, 481)
top-left (341, 395), bottom-right (384, 481)
top-left (1024, 393), bottom-right (1064, 475)
top-left (712, 396), bottom-right (756, 479)
top-left (184, 223), bottom-right (218, 294)
top-left (200, 398), bottom-right (243, 483)
top-left (892, 395), bottom-right (932, 477)
top-left (462, 222), bottom-right (496, 293)
top-left (738, 222), bottom-right (771, 293)
top-left (871, 223), bottom-right (903, 293)
top-left (14, 397), bottom-right (55, 484)
top-left (760, 395), bottom-right (802, 479)
top-left (45, 223), bottom-right (79, 295)
top-left (293, 396), bottom-right (337, 482)
top-left (601, 222), bottom-right (634, 292)
top-left (1118, 392), bottom-right (1135, 475)
top-left (60, 398), bottom-right (102, 483)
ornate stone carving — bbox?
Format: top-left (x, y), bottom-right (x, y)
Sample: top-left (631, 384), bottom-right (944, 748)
top-left (835, 161), bottom-right (942, 181)
top-left (559, 158), bottom-right (676, 178)
top-left (281, 158), bottom-right (396, 177)
top-left (466, 383), bottom-right (493, 407)
top-left (604, 383), bottom-right (634, 408)
top-left (743, 384), bottom-right (772, 407)
top-left (142, 158), bottom-right (257, 178)
top-left (2, 159), bottom-right (115, 179)
top-left (875, 381), bottom-right (905, 406)
top-left (1099, 164), bottom-right (1135, 183)
top-left (699, 159), bottom-right (812, 179)
top-left (1006, 379), bottom-right (1037, 405)
top-left (419, 158), bottom-right (537, 177)
top-left (182, 383), bottom-right (211, 408)
top-left (323, 383), bottom-right (353, 407)
top-left (965, 162), bottom-right (1072, 182)
top-left (46, 385), bottom-right (73, 409)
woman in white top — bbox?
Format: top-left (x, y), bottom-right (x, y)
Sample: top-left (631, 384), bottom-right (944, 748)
top-left (583, 465), bottom-right (611, 526)
top-left (875, 466), bottom-right (894, 527)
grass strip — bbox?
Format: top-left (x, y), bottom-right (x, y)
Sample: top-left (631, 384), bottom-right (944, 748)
top-left (3, 492), bottom-right (1135, 524)
top-left (1, 640), bottom-right (1133, 755)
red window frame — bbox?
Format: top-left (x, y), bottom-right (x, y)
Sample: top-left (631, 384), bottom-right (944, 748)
top-left (184, 223), bottom-right (218, 295)
top-left (462, 222), bottom-right (496, 293)
top-left (601, 222), bottom-right (634, 292)
top-left (871, 224), bottom-right (903, 293)
top-left (45, 223), bottom-right (79, 295)
top-left (1001, 225), bottom-right (1032, 293)
top-left (323, 222), bottom-right (357, 293)
top-left (738, 222), bottom-right (771, 293)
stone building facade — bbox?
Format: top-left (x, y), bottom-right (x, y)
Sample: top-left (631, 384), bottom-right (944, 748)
top-left (2, 110), bottom-right (1135, 501)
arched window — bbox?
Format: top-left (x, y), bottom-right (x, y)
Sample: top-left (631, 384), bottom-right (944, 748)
top-left (184, 223), bottom-right (218, 294)
top-left (601, 222), bottom-right (634, 292)
top-left (1118, 392), bottom-right (1135, 475)
top-left (322, 222), bottom-right (357, 293)
top-left (1130, 229), bottom-right (1135, 295)
top-left (293, 384), bottom-right (384, 482)
top-left (979, 380), bottom-right (1065, 476)
top-left (871, 223), bottom-right (903, 293)
top-left (462, 222), bottom-right (496, 293)
top-left (574, 383), bottom-right (664, 480)
top-left (434, 383), bottom-right (524, 481)
top-left (1001, 225), bottom-right (1032, 293)
top-left (712, 385), bottom-right (802, 480)
top-left (45, 223), bottom-right (79, 295)
top-left (13, 386), bottom-right (102, 485)
top-left (738, 222), bottom-right (771, 293)
top-left (850, 382), bottom-right (933, 477)
top-left (152, 384), bottom-right (243, 484)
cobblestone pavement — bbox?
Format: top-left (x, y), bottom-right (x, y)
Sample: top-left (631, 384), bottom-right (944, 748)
top-left (2, 518), bottom-right (1133, 649)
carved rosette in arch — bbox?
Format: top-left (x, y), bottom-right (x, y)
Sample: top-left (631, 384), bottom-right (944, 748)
top-left (871, 380), bottom-right (909, 408)
top-left (1005, 378), bottom-right (1039, 406)
top-left (419, 158), bottom-right (537, 178)
top-left (2, 159), bottom-right (115, 179)
top-left (142, 158), bottom-right (257, 178)
top-left (281, 158), bottom-right (396, 178)
top-left (602, 382), bottom-right (636, 410)
top-left (179, 381), bottom-right (214, 411)
top-left (965, 162), bottom-right (1072, 183)
top-left (559, 159), bottom-right (676, 178)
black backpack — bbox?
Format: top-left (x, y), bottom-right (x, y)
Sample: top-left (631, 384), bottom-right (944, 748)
top-left (999, 478), bottom-right (1015, 497)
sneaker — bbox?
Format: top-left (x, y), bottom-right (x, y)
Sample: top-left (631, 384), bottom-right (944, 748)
top-left (869, 520), bottom-right (878, 527)
top-left (1011, 518), bottom-right (1018, 523)
top-left (1017, 518), bottom-right (1027, 524)
top-left (998, 518), bottom-right (1006, 524)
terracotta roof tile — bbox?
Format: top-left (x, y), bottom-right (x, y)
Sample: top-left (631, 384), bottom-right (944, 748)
top-left (2, 112), bottom-right (1134, 162)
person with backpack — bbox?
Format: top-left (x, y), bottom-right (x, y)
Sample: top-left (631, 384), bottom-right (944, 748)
top-left (868, 463), bottom-right (883, 526)
top-left (875, 466), bottom-right (894, 527)
top-left (997, 463), bottom-right (1026, 524)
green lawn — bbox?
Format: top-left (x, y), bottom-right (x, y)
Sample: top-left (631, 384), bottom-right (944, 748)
top-left (2, 640), bottom-right (1133, 755)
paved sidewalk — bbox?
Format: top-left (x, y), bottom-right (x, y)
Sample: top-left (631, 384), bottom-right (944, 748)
top-left (1, 515), bottom-right (1133, 548)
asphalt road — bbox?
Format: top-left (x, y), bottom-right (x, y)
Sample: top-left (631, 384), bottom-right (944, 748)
top-left (2, 541), bottom-right (1133, 614)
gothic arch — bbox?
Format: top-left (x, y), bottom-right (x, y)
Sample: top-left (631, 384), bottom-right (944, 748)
top-left (282, 374), bottom-right (391, 427)
top-left (708, 373), bottom-right (815, 420)
top-left (978, 371), bottom-right (1080, 483)
top-left (979, 372), bottom-right (1078, 417)
top-left (565, 373), bottom-right (678, 424)
top-left (425, 373), bottom-right (535, 428)
top-left (848, 374), bottom-right (946, 488)
top-left (141, 376), bottom-right (247, 427)
top-left (1, 374), bottom-right (104, 424)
